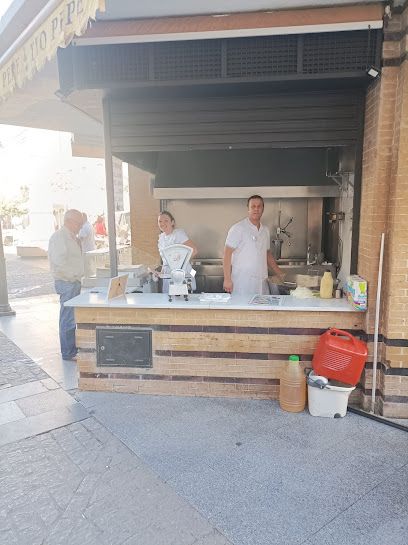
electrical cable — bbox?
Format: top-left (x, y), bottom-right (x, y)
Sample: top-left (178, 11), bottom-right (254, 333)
top-left (348, 406), bottom-right (408, 433)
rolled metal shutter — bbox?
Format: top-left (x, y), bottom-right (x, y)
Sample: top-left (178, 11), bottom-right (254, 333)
top-left (109, 90), bottom-right (363, 153)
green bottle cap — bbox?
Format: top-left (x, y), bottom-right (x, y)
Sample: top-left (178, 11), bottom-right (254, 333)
top-left (289, 355), bottom-right (300, 362)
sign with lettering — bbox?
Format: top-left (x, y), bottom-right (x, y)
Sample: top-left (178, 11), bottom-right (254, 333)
top-left (0, 0), bottom-right (105, 102)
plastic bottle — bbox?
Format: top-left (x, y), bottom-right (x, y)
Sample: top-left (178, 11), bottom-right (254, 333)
top-left (279, 355), bottom-right (306, 413)
top-left (320, 270), bottom-right (334, 299)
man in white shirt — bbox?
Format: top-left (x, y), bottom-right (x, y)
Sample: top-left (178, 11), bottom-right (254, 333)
top-left (78, 212), bottom-right (96, 277)
top-left (78, 213), bottom-right (95, 253)
top-left (223, 195), bottom-right (284, 295)
top-left (48, 209), bottom-right (84, 361)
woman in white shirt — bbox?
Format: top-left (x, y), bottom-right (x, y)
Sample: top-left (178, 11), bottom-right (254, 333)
top-left (157, 211), bottom-right (197, 293)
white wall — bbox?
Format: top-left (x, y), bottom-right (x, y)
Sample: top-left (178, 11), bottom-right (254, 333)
top-left (0, 125), bottom-right (108, 241)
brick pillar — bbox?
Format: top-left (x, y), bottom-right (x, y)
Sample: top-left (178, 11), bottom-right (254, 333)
top-left (128, 164), bottom-right (160, 268)
top-left (359, 69), bottom-right (397, 329)
top-left (359, 10), bottom-right (408, 416)
top-left (380, 59), bottom-right (408, 416)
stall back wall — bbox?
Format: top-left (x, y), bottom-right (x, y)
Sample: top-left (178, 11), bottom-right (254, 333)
top-left (165, 198), bottom-right (309, 259)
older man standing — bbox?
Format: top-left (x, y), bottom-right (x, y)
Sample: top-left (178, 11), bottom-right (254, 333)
top-left (223, 195), bottom-right (284, 295)
top-left (48, 209), bottom-right (84, 361)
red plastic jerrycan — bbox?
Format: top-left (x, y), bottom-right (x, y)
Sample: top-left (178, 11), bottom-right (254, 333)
top-left (312, 328), bottom-right (368, 386)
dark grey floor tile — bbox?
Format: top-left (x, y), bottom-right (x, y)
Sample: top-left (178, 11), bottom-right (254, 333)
top-left (208, 485), bottom-right (331, 545)
top-left (307, 465), bottom-right (408, 545)
top-left (193, 531), bottom-right (233, 545)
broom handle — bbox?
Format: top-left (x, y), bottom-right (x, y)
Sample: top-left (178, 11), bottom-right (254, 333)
top-left (371, 233), bottom-right (385, 414)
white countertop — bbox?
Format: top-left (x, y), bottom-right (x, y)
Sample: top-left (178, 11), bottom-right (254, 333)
top-left (65, 291), bottom-right (362, 312)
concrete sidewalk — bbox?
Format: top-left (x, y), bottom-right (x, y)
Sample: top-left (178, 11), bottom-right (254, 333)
top-left (1, 295), bottom-right (408, 545)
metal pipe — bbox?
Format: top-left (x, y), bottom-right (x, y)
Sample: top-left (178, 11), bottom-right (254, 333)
top-left (102, 97), bottom-right (118, 278)
top-left (371, 232), bottom-right (385, 413)
top-left (0, 221), bottom-right (15, 316)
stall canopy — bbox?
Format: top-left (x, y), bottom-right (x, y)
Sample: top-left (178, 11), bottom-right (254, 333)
top-left (0, 0), bottom-right (105, 103)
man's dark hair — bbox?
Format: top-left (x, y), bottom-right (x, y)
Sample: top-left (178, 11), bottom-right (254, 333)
top-left (247, 195), bottom-right (264, 208)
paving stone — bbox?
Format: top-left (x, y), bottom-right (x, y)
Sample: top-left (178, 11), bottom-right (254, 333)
top-left (0, 400), bottom-right (25, 425)
top-left (0, 528), bottom-right (20, 545)
top-left (84, 500), bottom-right (152, 544)
top-left (0, 418), bottom-right (224, 545)
top-left (45, 518), bottom-right (105, 545)
top-left (0, 332), bottom-right (48, 387)
top-left (15, 388), bottom-right (77, 417)
top-left (0, 380), bottom-right (49, 403)
top-left (0, 404), bottom-right (89, 447)
top-left (41, 378), bottom-right (60, 390)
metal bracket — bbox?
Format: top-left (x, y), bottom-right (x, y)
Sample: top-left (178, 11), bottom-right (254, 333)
top-left (326, 171), bottom-right (354, 192)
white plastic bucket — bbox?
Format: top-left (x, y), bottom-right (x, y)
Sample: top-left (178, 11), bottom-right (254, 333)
top-left (307, 372), bottom-right (355, 418)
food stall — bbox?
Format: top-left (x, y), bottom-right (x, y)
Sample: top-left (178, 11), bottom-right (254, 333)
top-left (61, 11), bottom-right (374, 394)
top-left (54, 3), bottom-right (408, 416)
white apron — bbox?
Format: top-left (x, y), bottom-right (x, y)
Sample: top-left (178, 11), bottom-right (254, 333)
top-left (225, 218), bottom-right (270, 296)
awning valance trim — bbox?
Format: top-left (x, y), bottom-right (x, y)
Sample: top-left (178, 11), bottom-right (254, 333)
top-left (73, 4), bottom-right (384, 46)
top-left (73, 21), bottom-right (383, 46)
top-left (0, 0), bottom-right (105, 103)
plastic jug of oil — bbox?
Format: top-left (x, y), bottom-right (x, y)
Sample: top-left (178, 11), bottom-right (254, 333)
top-left (279, 355), bottom-right (306, 413)
top-left (319, 270), bottom-right (334, 299)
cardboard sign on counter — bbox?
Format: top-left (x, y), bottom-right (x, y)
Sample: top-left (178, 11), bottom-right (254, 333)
top-left (107, 274), bottom-right (129, 300)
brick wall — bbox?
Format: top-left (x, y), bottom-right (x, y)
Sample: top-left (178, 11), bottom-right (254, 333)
top-left (358, 8), bottom-right (408, 416)
top-left (75, 306), bottom-right (364, 401)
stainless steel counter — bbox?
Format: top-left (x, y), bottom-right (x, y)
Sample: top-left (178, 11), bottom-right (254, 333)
top-left (192, 259), bottom-right (336, 294)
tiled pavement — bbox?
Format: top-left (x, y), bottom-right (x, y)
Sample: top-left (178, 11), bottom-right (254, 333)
top-left (0, 331), bottom-right (48, 388)
top-left (1, 294), bottom-right (408, 545)
top-left (0, 419), bottom-right (230, 545)
top-left (0, 330), bottom-right (88, 447)
top-left (0, 325), bottom-right (231, 545)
